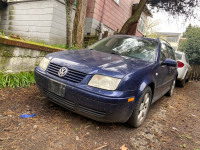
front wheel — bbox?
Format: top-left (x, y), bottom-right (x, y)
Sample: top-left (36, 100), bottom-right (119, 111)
top-left (127, 87), bottom-right (152, 128)
top-left (166, 79), bottom-right (176, 96)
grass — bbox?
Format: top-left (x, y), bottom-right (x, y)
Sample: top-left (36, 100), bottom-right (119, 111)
top-left (0, 72), bottom-right (35, 89)
top-left (0, 29), bottom-right (5, 36)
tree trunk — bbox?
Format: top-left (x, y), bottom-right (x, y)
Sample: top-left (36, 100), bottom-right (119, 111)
top-left (72, 0), bottom-right (88, 48)
top-left (119, 0), bottom-right (147, 35)
top-left (65, 0), bottom-right (75, 48)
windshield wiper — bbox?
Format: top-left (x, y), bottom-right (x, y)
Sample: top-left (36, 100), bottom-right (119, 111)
top-left (111, 52), bottom-right (120, 55)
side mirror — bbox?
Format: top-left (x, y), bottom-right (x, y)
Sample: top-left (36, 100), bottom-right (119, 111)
top-left (162, 59), bottom-right (177, 67)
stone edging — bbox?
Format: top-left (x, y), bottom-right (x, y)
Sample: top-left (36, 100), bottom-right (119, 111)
top-left (0, 36), bottom-right (66, 52)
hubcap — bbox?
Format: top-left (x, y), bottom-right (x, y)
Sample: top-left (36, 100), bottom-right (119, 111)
top-left (138, 93), bottom-right (150, 123)
top-left (170, 80), bottom-right (176, 95)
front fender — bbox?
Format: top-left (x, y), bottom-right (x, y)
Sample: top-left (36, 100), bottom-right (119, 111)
top-left (118, 67), bottom-right (155, 102)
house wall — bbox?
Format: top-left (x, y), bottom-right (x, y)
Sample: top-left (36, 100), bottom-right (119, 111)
top-left (85, 0), bottom-right (148, 37)
top-left (85, 0), bottom-right (135, 35)
top-left (156, 32), bottom-right (182, 50)
top-left (0, 0), bottom-right (75, 45)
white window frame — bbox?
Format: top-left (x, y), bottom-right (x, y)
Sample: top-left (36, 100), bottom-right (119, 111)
top-left (138, 17), bottom-right (145, 34)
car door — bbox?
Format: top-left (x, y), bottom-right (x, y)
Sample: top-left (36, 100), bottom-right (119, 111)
top-left (166, 45), bottom-right (177, 82)
top-left (154, 43), bottom-right (170, 98)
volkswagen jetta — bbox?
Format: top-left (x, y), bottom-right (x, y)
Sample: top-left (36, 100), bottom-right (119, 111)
top-left (35, 35), bottom-right (177, 127)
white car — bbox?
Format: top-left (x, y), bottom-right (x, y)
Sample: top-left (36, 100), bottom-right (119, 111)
top-left (175, 51), bottom-right (192, 87)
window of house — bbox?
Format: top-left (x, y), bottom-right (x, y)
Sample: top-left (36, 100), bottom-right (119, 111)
top-left (113, 0), bottom-right (120, 5)
top-left (166, 37), bottom-right (178, 42)
top-left (138, 17), bottom-right (145, 34)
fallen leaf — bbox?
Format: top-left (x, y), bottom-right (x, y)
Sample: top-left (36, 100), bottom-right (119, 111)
top-left (172, 127), bottom-right (178, 131)
top-left (76, 136), bottom-right (79, 141)
top-left (120, 144), bottom-right (129, 150)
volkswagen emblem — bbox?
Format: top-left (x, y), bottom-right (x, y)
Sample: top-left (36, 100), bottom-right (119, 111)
top-left (58, 67), bottom-right (68, 77)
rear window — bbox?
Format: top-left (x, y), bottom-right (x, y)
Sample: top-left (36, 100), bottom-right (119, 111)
top-left (175, 52), bottom-right (182, 60)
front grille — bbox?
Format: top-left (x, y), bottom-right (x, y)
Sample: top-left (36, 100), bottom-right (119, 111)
top-left (42, 88), bottom-right (75, 109)
top-left (79, 105), bottom-right (106, 118)
top-left (47, 63), bottom-right (87, 83)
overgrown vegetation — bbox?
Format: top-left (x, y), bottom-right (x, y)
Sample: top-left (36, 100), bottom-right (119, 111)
top-left (0, 30), bottom-right (79, 50)
top-left (0, 29), bottom-right (5, 36)
top-left (179, 24), bottom-right (200, 65)
top-left (25, 39), bottom-right (78, 50)
top-left (0, 72), bottom-right (35, 89)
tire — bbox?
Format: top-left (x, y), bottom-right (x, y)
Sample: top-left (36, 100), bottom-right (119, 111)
top-left (166, 79), bottom-right (176, 96)
top-left (185, 72), bottom-right (190, 83)
top-left (127, 87), bottom-right (152, 128)
top-left (178, 76), bottom-right (186, 87)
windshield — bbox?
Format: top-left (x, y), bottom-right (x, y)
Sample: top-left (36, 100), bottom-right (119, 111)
top-left (89, 36), bottom-right (158, 62)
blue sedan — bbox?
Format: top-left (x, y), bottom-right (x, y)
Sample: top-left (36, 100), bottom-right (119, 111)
top-left (35, 35), bottom-right (177, 127)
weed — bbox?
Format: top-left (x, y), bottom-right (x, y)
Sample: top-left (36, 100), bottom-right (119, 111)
top-left (51, 44), bottom-right (79, 50)
top-left (0, 29), bottom-right (5, 36)
top-left (0, 72), bottom-right (35, 89)
top-left (189, 103), bottom-right (196, 108)
top-left (65, 119), bottom-right (70, 122)
top-left (185, 134), bottom-right (192, 140)
top-left (51, 44), bottom-right (67, 49)
top-left (180, 144), bottom-right (186, 148)
top-left (0, 33), bottom-right (79, 50)
top-left (178, 135), bottom-right (183, 138)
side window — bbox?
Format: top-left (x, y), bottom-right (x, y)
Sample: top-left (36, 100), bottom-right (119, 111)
top-left (160, 44), bottom-right (168, 62)
top-left (185, 55), bottom-right (189, 63)
top-left (167, 46), bottom-right (176, 60)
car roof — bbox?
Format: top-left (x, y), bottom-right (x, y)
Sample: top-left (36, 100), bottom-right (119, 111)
top-left (175, 51), bottom-right (185, 55)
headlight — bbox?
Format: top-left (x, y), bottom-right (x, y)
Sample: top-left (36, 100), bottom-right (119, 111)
top-left (88, 75), bottom-right (121, 90)
top-left (39, 57), bottom-right (50, 71)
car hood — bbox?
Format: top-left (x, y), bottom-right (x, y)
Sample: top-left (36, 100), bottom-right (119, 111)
top-left (48, 49), bottom-right (152, 78)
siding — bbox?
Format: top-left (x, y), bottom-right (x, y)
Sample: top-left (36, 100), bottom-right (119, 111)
top-left (92, 0), bottom-right (135, 31)
top-left (0, 0), bottom-right (75, 44)
top-left (0, 1), bottom-right (54, 43)
top-left (85, 0), bottom-right (148, 37)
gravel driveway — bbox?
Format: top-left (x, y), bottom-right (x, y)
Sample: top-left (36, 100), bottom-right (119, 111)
top-left (0, 82), bottom-right (200, 150)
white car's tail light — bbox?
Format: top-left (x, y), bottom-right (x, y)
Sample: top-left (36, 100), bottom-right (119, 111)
top-left (177, 61), bottom-right (184, 68)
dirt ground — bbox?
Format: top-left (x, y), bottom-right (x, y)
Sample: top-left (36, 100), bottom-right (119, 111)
top-left (0, 81), bottom-right (200, 150)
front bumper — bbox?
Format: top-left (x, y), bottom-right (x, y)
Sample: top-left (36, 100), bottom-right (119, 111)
top-left (34, 68), bottom-right (137, 123)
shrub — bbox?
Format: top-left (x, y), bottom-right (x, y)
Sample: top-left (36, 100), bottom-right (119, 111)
top-left (0, 72), bottom-right (35, 89)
